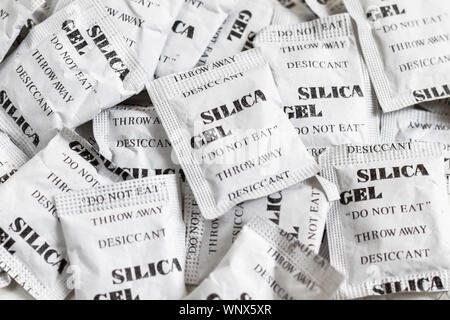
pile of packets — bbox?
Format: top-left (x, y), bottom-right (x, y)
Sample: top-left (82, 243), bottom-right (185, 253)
top-left (0, 0), bottom-right (449, 301)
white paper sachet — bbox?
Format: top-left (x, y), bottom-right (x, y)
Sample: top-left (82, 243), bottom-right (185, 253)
top-left (320, 141), bottom-right (450, 299)
top-left (184, 176), bottom-right (330, 285)
top-left (344, 0), bottom-right (450, 112)
top-left (196, 0), bottom-right (276, 66)
top-left (254, 14), bottom-right (379, 149)
top-left (197, 0), bottom-right (310, 67)
top-left (0, 132), bottom-right (29, 289)
top-left (155, 0), bottom-right (236, 77)
top-left (147, 49), bottom-right (321, 220)
top-left (0, 0), bottom-right (146, 157)
top-left (55, 175), bottom-right (186, 300)
top-left (0, 128), bottom-right (129, 300)
top-left (305, 0), bottom-right (347, 17)
top-left (381, 107), bottom-right (450, 145)
top-left (51, 0), bottom-right (184, 77)
top-left (104, 0), bottom-right (184, 77)
top-left (380, 107), bottom-right (450, 198)
top-left (93, 105), bottom-right (184, 181)
top-left (0, 0), bottom-right (45, 62)
top-left (186, 216), bottom-right (344, 300)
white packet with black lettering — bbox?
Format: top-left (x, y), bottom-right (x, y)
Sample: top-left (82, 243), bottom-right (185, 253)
top-left (344, 0), bottom-right (450, 112)
top-left (254, 14), bottom-right (379, 149)
top-left (320, 141), bottom-right (450, 299)
top-left (0, 0), bottom-right (146, 158)
top-left (155, 0), bottom-right (236, 77)
top-left (93, 105), bottom-right (184, 181)
top-left (104, 0), bottom-right (183, 76)
top-left (184, 176), bottom-right (332, 285)
top-left (54, 0), bottom-right (184, 76)
top-left (197, 0), bottom-right (312, 67)
top-left (0, 128), bottom-right (129, 299)
top-left (0, 131), bottom-right (29, 289)
top-left (0, 0), bottom-right (45, 62)
top-left (381, 107), bottom-right (450, 200)
top-left (147, 49), bottom-right (323, 220)
top-left (305, 0), bottom-right (347, 17)
top-left (54, 175), bottom-right (186, 300)
top-left (186, 216), bottom-right (344, 300)
top-left (381, 107), bottom-right (450, 146)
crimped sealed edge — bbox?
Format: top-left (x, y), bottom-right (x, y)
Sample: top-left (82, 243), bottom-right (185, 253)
top-left (319, 141), bottom-right (448, 299)
top-left (183, 185), bottom-right (206, 285)
top-left (147, 49), bottom-right (320, 219)
top-left (0, 132), bottom-right (29, 167)
top-left (55, 175), bottom-right (177, 216)
top-left (0, 246), bottom-right (70, 299)
top-left (92, 109), bottom-right (112, 160)
top-left (344, 0), bottom-right (432, 112)
top-left (153, 49), bottom-right (269, 100)
top-left (247, 216), bottom-right (344, 299)
top-left (93, 105), bottom-right (154, 162)
top-left (319, 141), bottom-right (443, 168)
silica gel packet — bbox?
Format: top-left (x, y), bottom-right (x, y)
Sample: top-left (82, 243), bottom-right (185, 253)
top-left (54, 0), bottom-right (184, 76)
top-left (254, 14), bottom-right (379, 149)
top-left (186, 216), bottom-right (344, 300)
top-left (381, 107), bottom-right (450, 146)
top-left (380, 107), bottom-right (450, 197)
top-left (184, 176), bottom-right (331, 285)
top-left (55, 175), bottom-right (186, 300)
top-left (0, 0), bottom-right (45, 62)
top-left (197, 0), bottom-right (312, 67)
top-left (344, 0), bottom-right (450, 112)
top-left (320, 141), bottom-right (450, 299)
top-left (147, 48), bottom-right (322, 220)
top-left (93, 105), bottom-right (183, 181)
top-left (155, 0), bottom-right (235, 77)
top-left (0, 0), bottom-right (146, 157)
top-left (0, 128), bottom-right (128, 299)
